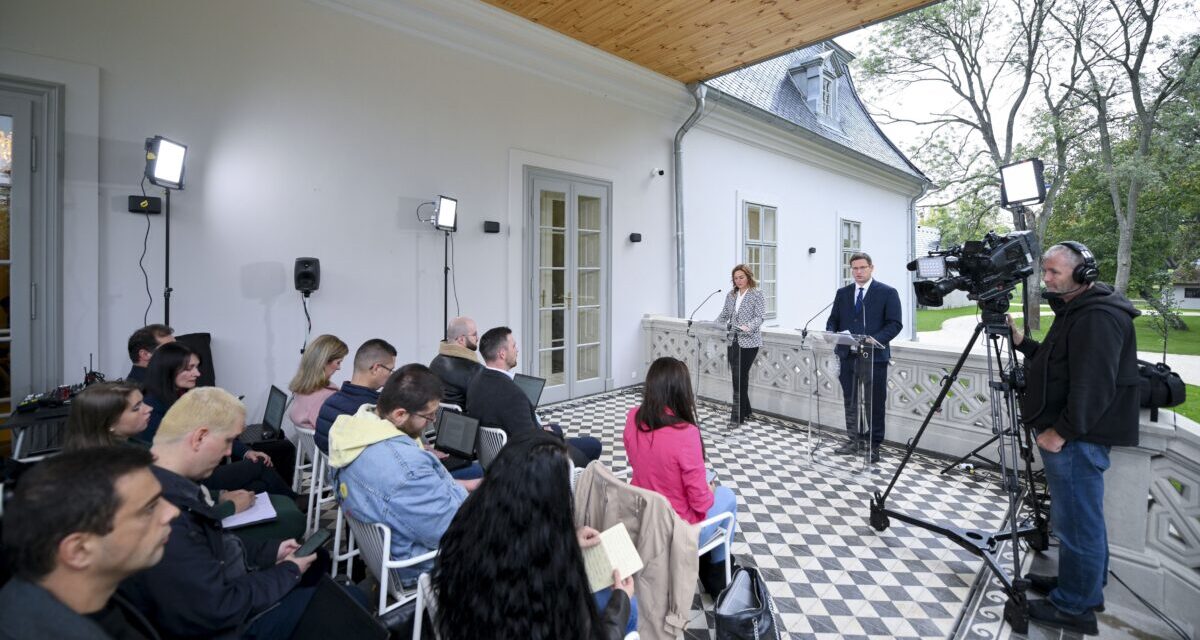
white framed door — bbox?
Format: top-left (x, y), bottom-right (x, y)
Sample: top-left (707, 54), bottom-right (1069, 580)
top-left (527, 169), bottom-right (610, 403)
top-left (0, 95), bottom-right (34, 411)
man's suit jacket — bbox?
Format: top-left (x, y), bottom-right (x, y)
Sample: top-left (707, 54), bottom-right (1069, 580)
top-left (825, 280), bottom-right (903, 362)
top-left (464, 368), bottom-right (539, 437)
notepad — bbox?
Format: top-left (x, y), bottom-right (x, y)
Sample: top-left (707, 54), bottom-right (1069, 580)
top-left (221, 492), bottom-right (277, 529)
top-left (581, 523), bottom-right (644, 593)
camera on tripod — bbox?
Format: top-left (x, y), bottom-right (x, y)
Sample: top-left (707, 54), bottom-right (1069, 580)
top-left (909, 230), bottom-right (1039, 323)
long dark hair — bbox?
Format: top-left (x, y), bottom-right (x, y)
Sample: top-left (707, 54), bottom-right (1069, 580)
top-left (637, 356), bottom-right (698, 431)
top-left (433, 432), bottom-right (602, 640)
top-left (143, 342), bottom-right (196, 410)
top-left (64, 382), bottom-right (141, 450)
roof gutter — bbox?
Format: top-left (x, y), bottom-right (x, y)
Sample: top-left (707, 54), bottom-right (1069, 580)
top-left (674, 83), bottom-right (707, 317)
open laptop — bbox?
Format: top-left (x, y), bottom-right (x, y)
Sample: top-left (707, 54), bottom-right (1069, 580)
top-left (513, 373), bottom-right (546, 407)
top-left (432, 409), bottom-right (480, 460)
top-left (240, 385), bottom-right (287, 443)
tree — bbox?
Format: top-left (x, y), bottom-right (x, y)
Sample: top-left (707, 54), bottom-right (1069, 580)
top-left (858, 0), bottom-right (1066, 329)
top-left (1057, 0), bottom-right (1200, 294)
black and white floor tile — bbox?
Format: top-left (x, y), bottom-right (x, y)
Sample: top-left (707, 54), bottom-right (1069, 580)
top-left (542, 388), bottom-right (1014, 639)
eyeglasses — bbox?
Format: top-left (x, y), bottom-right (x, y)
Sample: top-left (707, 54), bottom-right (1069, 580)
top-left (374, 362), bottom-right (394, 373)
top-left (413, 410), bottom-right (439, 424)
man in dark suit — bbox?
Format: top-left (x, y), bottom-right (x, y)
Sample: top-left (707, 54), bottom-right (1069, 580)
top-left (465, 326), bottom-right (601, 467)
top-left (825, 252), bottom-right (903, 462)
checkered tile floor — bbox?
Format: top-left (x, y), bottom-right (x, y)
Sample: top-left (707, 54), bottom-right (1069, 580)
top-left (541, 388), bottom-right (1013, 640)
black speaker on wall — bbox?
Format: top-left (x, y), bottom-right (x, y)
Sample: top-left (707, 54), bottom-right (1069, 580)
top-left (295, 257), bottom-right (320, 296)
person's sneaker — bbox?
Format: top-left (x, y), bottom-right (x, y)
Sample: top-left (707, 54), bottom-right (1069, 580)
top-left (1024, 574), bottom-right (1105, 611)
top-left (1028, 599), bottom-right (1098, 635)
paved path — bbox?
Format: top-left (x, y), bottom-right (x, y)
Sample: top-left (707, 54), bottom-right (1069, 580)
top-left (915, 313), bottom-right (1200, 385)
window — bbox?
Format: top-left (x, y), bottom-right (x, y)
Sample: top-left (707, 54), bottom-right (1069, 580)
top-left (841, 219), bottom-right (861, 286)
top-left (743, 202), bottom-right (777, 318)
top-left (1185, 287), bottom-right (1200, 298)
top-left (821, 74), bottom-right (834, 117)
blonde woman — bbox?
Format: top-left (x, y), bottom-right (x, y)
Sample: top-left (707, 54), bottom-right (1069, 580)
top-left (714, 264), bottom-right (766, 424)
top-left (287, 334), bottom-right (349, 433)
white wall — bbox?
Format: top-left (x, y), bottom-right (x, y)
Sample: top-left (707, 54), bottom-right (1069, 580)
top-left (682, 124), bottom-right (918, 333)
top-left (0, 0), bottom-right (693, 417)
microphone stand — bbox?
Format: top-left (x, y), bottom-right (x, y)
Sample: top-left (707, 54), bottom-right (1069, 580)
top-left (799, 300), bottom-right (836, 346)
top-left (687, 289), bottom-right (723, 337)
top-left (685, 288), bottom-right (724, 439)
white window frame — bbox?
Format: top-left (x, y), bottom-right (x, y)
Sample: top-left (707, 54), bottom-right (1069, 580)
top-left (743, 202), bottom-right (777, 318)
top-left (840, 218), bottom-right (862, 287)
top-left (821, 73), bottom-right (834, 117)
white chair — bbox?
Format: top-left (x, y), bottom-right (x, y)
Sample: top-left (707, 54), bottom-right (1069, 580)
top-left (307, 449), bottom-right (358, 577)
top-left (476, 427), bottom-right (508, 471)
top-left (292, 426), bottom-right (317, 494)
top-left (343, 511), bottom-right (437, 616)
top-left (413, 572), bottom-right (442, 640)
top-left (696, 511), bottom-right (736, 585)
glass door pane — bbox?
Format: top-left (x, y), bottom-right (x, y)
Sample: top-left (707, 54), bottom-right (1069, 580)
top-left (0, 114), bottom-right (11, 412)
top-left (536, 188), bottom-right (568, 387)
top-left (576, 194), bottom-right (602, 382)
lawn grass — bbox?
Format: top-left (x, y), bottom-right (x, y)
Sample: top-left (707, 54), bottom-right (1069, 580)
top-left (915, 306), bottom-right (980, 332)
top-left (1173, 385), bottom-right (1200, 424)
top-left (1020, 315), bottom-right (1200, 356)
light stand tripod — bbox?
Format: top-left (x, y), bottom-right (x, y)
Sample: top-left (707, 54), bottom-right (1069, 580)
top-left (867, 295), bottom-right (1049, 634)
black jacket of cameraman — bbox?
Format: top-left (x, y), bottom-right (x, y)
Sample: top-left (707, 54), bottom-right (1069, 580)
top-left (1015, 282), bottom-right (1140, 446)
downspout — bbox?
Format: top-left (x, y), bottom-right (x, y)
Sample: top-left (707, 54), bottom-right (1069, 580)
top-left (674, 83), bottom-right (708, 317)
top-left (907, 181), bottom-right (930, 340)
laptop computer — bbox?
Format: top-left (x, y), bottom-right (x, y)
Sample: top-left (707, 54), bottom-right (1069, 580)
top-left (240, 385), bottom-right (287, 443)
top-left (432, 409), bottom-right (480, 460)
top-left (513, 373), bottom-right (546, 407)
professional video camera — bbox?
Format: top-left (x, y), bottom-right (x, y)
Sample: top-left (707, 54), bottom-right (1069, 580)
top-left (909, 230), bottom-right (1039, 319)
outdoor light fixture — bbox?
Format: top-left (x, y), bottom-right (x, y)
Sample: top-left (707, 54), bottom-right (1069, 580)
top-left (999, 158), bottom-right (1045, 207)
top-left (145, 136), bottom-right (188, 189)
top-left (434, 195), bottom-right (458, 232)
top-left (143, 135), bottom-right (188, 325)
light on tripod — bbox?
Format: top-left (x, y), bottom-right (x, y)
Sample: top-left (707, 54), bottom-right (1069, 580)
top-left (914, 256), bottom-right (947, 279)
top-left (434, 195), bottom-right (458, 232)
top-left (999, 158), bottom-right (1045, 207)
top-left (145, 136), bottom-right (188, 190)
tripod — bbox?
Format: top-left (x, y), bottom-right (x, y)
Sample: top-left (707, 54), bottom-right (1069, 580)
top-left (867, 298), bottom-right (1049, 634)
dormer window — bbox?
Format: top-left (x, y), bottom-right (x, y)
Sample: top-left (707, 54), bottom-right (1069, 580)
top-left (787, 47), bottom-right (844, 129)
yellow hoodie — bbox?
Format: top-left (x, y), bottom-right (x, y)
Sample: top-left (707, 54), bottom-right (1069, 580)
top-left (327, 403), bottom-right (417, 469)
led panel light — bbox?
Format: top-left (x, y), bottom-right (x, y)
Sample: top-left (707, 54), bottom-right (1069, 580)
top-left (435, 195), bottom-right (458, 232)
top-left (145, 136), bottom-right (187, 189)
top-left (999, 158), bottom-right (1045, 207)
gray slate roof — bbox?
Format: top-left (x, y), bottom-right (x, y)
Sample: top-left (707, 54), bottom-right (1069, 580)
top-left (704, 43), bottom-right (928, 183)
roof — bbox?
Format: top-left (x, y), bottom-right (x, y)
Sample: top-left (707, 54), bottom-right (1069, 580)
top-left (703, 43), bottom-right (928, 183)
top-left (478, 0), bottom-right (942, 84)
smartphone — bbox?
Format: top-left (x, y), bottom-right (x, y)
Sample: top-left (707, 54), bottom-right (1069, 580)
top-left (294, 529), bottom-right (331, 557)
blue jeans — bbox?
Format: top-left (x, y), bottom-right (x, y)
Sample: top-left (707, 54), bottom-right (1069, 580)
top-left (698, 486), bottom-right (738, 563)
top-left (1040, 438), bottom-right (1111, 615)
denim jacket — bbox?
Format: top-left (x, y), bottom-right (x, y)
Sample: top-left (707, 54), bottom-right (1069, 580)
top-left (328, 404), bottom-right (467, 585)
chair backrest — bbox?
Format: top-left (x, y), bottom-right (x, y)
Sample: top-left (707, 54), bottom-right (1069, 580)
top-left (415, 572), bottom-right (443, 640)
top-left (476, 427), bottom-right (508, 471)
top-left (342, 512), bottom-right (402, 598)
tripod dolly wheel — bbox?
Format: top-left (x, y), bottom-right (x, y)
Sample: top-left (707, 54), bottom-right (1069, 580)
top-left (869, 495), bottom-right (890, 531)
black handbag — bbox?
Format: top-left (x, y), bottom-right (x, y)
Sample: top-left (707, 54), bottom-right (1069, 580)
top-left (714, 566), bottom-right (782, 640)
top-left (1138, 360), bottom-right (1187, 408)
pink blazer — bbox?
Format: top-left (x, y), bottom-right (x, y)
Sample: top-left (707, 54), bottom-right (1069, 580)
top-left (622, 407), bottom-right (714, 524)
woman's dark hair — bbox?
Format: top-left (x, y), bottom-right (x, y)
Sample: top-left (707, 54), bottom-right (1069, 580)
top-left (142, 342), bottom-right (196, 410)
top-left (434, 431), bottom-right (602, 640)
top-left (64, 382), bottom-right (141, 451)
top-left (637, 356), bottom-right (698, 432)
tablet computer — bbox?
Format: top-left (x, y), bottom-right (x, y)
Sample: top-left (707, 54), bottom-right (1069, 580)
top-left (433, 409), bottom-right (480, 460)
top-left (513, 373), bottom-right (546, 407)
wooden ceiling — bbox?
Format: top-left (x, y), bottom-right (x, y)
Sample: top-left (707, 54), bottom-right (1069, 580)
top-left (479, 0), bottom-right (942, 84)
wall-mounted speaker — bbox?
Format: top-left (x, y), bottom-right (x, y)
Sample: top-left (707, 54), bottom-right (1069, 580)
top-left (295, 257), bottom-right (320, 295)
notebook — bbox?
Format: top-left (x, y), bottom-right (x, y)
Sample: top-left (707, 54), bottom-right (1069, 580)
top-left (513, 373), bottom-right (546, 407)
top-left (221, 492), bottom-right (277, 529)
top-left (432, 409), bottom-right (480, 460)
top-left (581, 523), bottom-right (644, 593)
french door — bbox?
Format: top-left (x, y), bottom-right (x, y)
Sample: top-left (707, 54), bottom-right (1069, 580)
top-left (0, 95), bottom-right (34, 415)
top-left (528, 170), bottom-right (610, 403)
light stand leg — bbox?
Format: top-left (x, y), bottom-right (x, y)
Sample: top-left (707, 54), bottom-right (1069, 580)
top-left (442, 231), bottom-right (450, 341)
top-left (163, 187), bottom-right (172, 326)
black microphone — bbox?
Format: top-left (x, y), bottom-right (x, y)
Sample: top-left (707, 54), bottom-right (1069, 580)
top-left (800, 299), bottom-right (836, 340)
top-left (688, 289), bottom-right (723, 329)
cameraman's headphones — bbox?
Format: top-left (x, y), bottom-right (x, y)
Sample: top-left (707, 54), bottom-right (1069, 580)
top-left (1055, 241), bottom-right (1099, 284)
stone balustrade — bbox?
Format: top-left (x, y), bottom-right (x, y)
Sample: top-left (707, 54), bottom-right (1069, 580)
top-left (641, 314), bottom-right (1199, 634)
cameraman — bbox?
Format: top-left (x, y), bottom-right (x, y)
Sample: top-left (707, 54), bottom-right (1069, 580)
top-left (1009, 242), bottom-right (1140, 636)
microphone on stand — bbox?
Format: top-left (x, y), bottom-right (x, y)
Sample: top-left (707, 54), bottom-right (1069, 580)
top-left (800, 299), bottom-right (836, 342)
top-left (687, 289), bottom-right (723, 335)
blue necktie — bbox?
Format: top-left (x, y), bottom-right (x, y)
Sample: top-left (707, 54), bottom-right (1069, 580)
top-left (854, 287), bottom-right (864, 316)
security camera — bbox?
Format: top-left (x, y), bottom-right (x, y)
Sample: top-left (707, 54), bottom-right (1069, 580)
top-left (652, 168), bottom-right (665, 177)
